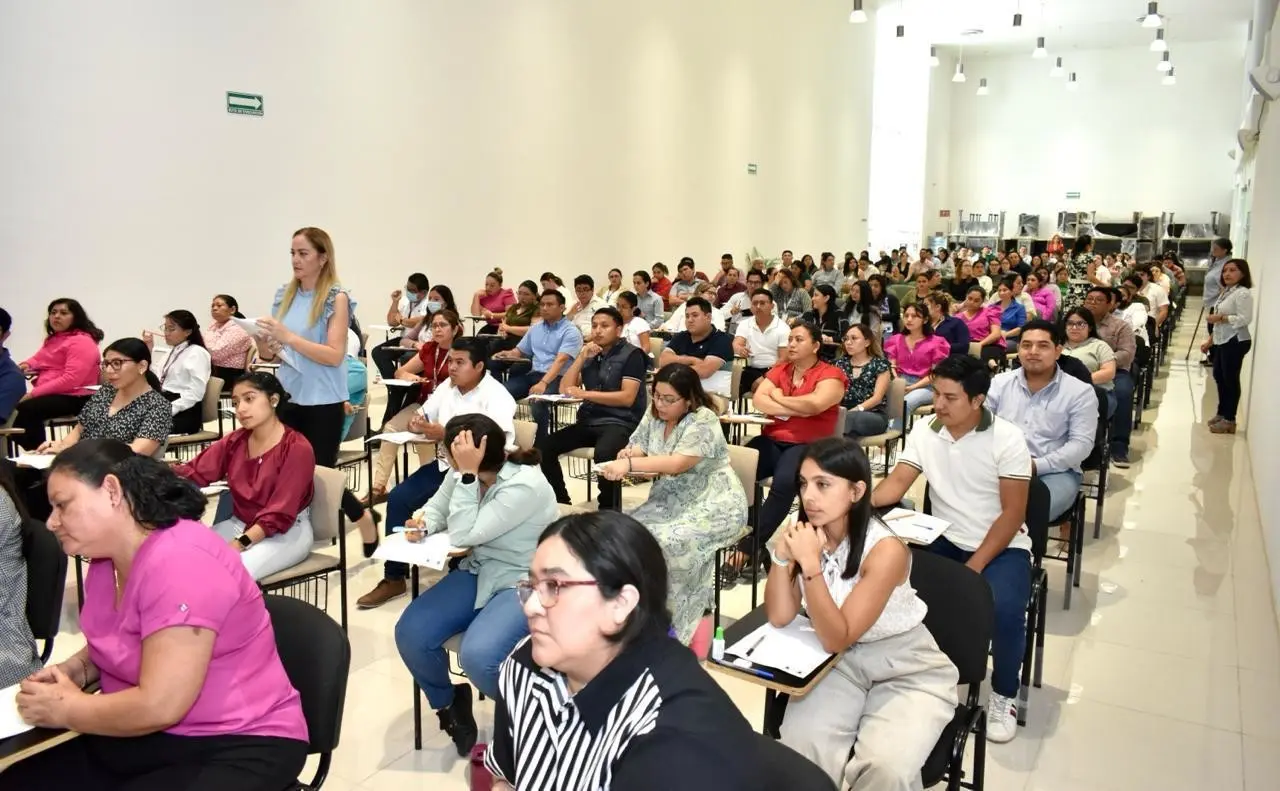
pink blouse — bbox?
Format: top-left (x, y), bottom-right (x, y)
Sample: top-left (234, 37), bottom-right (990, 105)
top-left (205, 319), bottom-right (254, 369)
top-left (23, 330), bottom-right (101, 398)
top-left (883, 333), bottom-right (950, 378)
top-left (478, 289), bottom-right (516, 326)
top-left (961, 306), bottom-right (1006, 349)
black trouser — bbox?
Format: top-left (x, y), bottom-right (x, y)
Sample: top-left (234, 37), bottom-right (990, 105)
top-left (1211, 338), bottom-right (1252, 422)
top-left (10, 394), bottom-right (90, 450)
top-left (211, 365), bottom-right (246, 392)
top-left (979, 344), bottom-right (1007, 368)
top-left (279, 401), bottom-right (367, 522)
top-left (743, 436), bottom-right (806, 552)
top-left (739, 366), bottom-right (770, 401)
top-left (163, 390), bottom-right (203, 435)
top-left (539, 422), bottom-right (634, 510)
top-left (0, 731), bottom-right (308, 791)
top-left (371, 338), bottom-right (415, 379)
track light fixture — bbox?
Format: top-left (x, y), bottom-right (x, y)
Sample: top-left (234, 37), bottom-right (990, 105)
top-left (977, 78), bottom-right (990, 96)
top-left (1157, 51), bottom-right (1172, 72)
top-left (930, 46), bottom-right (940, 67)
top-left (1141, 2), bottom-right (1163, 29)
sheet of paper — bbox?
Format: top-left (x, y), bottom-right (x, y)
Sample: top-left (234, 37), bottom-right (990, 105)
top-left (525, 393), bottom-right (579, 402)
top-left (0, 684), bottom-right (33, 740)
top-left (366, 431), bottom-right (426, 446)
top-left (725, 615), bottom-right (832, 678)
top-left (880, 509), bottom-right (951, 545)
top-left (84, 385), bottom-right (101, 391)
top-left (373, 532), bottom-right (459, 570)
top-left (381, 378), bottom-right (418, 388)
top-left (9, 454), bottom-right (54, 470)
top-left (231, 316), bottom-right (264, 337)
top-left (200, 483), bottom-right (229, 496)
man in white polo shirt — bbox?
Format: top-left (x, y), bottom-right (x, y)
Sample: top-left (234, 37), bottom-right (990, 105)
top-left (871, 354), bottom-right (1032, 745)
top-left (733, 287), bottom-right (789, 396)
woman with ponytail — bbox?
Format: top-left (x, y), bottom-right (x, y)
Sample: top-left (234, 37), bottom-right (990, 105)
top-left (4, 439), bottom-right (308, 790)
top-left (144, 309), bottom-right (213, 435)
top-left (173, 372), bottom-right (319, 580)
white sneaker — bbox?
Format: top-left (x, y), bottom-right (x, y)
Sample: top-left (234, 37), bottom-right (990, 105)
top-left (986, 693), bottom-right (1018, 743)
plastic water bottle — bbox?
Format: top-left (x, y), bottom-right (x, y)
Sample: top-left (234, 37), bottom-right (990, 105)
top-left (711, 626), bottom-right (726, 662)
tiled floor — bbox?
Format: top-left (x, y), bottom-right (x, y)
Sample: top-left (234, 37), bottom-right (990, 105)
top-left (43, 306), bottom-right (1280, 790)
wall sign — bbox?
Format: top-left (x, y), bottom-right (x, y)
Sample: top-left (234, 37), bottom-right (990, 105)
top-left (227, 91), bottom-right (264, 117)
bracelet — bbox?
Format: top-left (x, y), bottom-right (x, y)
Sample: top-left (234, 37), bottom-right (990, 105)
top-left (626, 457), bottom-right (633, 473)
top-left (803, 570), bottom-right (822, 583)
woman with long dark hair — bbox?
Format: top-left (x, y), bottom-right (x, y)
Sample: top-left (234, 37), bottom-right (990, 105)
top-left (768, 438), bottom-right (957, 788)
top-left (803, 284), bottom-right (844, 361)
top-left (836, 325), bottom-right (893, 439)
top-left (11, 298), bottom-right (104, 450)
top-left (144, 309), bottom-right (213, 435)
top-left (1200, 258), bottom-right (1255, 434)
top-left (867, 275), bottom-right (901, 333)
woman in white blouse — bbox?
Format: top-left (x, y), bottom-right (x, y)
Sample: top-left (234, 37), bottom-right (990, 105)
top-left (1200, 258), bottom-right (1255, 434)
top-left (143, 310), bottom-right (212, 435)
top-left (615, 292), bottom-right (652, 356)
top-left (766, 438), bottom-right (957, 790)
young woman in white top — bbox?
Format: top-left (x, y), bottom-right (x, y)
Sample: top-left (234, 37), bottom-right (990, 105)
top-left (598, 268), bottom-right (625, 306)
top-left (614, 291), bottom-right (651, 356)
top-left (766, 438), bottom-right (957, 790)
top-left (1200, 258), bottom-right (1255, 434)
top-left (143, 310), bottom-right (212, 435)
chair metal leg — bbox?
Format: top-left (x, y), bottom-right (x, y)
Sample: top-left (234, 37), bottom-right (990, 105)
top-left (411, 566), bottom-right (423, 750)
top-left (1034, 579), bottom-right (1047, 688)
top-left (972, 711), bottom-right (987, 791)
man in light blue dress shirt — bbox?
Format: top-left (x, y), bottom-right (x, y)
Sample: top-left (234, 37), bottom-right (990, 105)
top-left (985, 319), bottom-right (1098, 520)
top-left (491, 291), bottom-right (582, 442)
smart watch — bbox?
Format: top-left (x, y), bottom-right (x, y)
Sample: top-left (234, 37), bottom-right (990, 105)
top-left (460, 473), bottom-right (477, 485)
top-left (237, 534), bottom-right (253, 548)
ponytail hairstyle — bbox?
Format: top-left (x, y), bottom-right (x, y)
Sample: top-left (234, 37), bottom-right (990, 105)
top-left (104, 337), bottom-right (162, 392)
top-left (50, 438), bottom-right (206, 529)
top-left (616, 290), bottom-right (640, 317)
top-left (444, 412), bottom-right (539, 468)
top-left (233, 371), bottom-right (292, 416)
top-left (215, 294), bottom-right (246, 319)
top-left (488, 268), bottom-right (504, 285)
top-left (164, 309), bottom-right (205, 349)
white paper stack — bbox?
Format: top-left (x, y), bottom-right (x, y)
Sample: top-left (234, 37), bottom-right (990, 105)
top-left (366, 431), bottom-right (426, 445)
top-left (879, 508), bottom-right (951, 545)
top-left (725, 616), bottom-right (832, 678)
top-left (0, 684), bottom-right (33, 740)
top-left (372, 532), bottom-right (461, 570)
top-left (9, 454), bottom-right (54, 470)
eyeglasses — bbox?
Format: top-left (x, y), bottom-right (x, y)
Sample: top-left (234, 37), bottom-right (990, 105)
top-left (100, 359), bottom-right (134, 371)
top-left (1065, 321), bottom-right (1088, 329)
top-left (515, 577), bottom-right (599, 607)
top-left (652, 394), bottom-right (684, 406)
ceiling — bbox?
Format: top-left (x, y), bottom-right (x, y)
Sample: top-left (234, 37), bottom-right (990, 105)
top-left (866, 0), bottom-right (1253, 55)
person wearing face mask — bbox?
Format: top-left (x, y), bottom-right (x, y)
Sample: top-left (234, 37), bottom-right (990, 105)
top-left (173, 373), bottom-right (317, 580)
top-left (142, 310), bottom-right (213, 436)
top-left (205, 294), bottom-right (254, 391)
top-left (371, 273), bottom-right (432, 380)
top-left (10, 298), bottom-right (105, 451)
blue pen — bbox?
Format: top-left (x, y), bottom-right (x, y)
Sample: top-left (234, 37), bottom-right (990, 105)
top-left (715, 658), bottom-right (774, 680)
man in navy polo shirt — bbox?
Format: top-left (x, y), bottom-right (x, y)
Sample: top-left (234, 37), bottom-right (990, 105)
top-left (657, 297), bottom-right (734, 398)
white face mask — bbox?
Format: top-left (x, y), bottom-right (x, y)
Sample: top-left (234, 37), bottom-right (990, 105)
top-left (406, 291), bottom-right (421, 304)
top-left (426, 300), bottom-right (443, 312)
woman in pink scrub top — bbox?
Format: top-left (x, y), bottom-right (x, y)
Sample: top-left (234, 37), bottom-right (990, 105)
top-left (6, 439), bottom-right (308, 791)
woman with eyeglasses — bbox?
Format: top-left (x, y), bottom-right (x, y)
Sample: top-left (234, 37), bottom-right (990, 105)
top-left (10, 298), bottom-right (104, 451)
top-left (142, 310), bottom-right (213, 435)
top-left (485, 511), bottom-right (773, 791)
top-left (393, 413), bottom-right (557, 759)
top-left (836, 325), bottom-right (892, 439)
top-left (595, 363), bottom-right (747, 644)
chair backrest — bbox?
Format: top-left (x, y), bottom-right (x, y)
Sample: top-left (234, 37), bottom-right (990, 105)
top-left (967, 341), bottom-right (982, 358)
top-left (22, 518), bottom-right (66, 657)
top-left (342, 404), bottom-right (368, 444)
top-left (1026, 475), bottom-right (1051, 560)
top-left (830, 406), bottom-right (847, 438)
top-left (200, 377), bottom-right (225, 424)
top-left (310, 467), bottom-right (345, 542)
top-left (727, 445), bottom-right (760, 508)
top-left (730, 357), bottom-right (746, 403)
top-left (243, 344), bottom-right (257, 369)
top-left (514, 419), bottom-right (536, 452)
top-left (1079, 385), bottom-right (1110, 470)
top-left (884, 376), bottom-right (908, 428)
top-left (649, 336), bottom-right (664, 359)
top-left (756, 732), bottom-right (838, 790)
top-left (889, 283), bottom-right (913, 303)
top-left (1145, 316), bottom-right (1157, 344)
top-left (1133, 337), bottom-right (1151, 369)
top-left (263, 595), bottom-right (351, 755)
top-left (909, 549), bottom-right (994, 686)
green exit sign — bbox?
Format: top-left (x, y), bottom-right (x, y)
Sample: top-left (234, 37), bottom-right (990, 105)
top-left (227, 91), bottom-right (263, 117)
top-left (1065, 191), bottom-right (1081, 199)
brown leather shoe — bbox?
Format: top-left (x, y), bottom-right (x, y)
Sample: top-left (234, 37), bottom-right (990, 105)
top-left (357, 579), bottom-right (407, 609)
top-left (1209, 420), bottom-right (1237, 434)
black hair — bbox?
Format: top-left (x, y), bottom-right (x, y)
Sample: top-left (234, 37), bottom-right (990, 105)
top-left (1085, 286), bottom-right (1112, 303)
top-left (1062, 308), bottom-right (1098, 340)
top-left (615, 291), bottom-right (639, 315)
top-left (443, 412), bottom-right (538, 469)
top-left (845, 281), bottom-right (874, 325)
top-left (790, 321), bottom-right (824, 347)
top-left (518, 279), bottom-right (539, 299)
top-left (164, 309), bottom-right (206, 349)
top-left (540, 272), bottom-right (565, 286)
top-left (1018, 318), bottom-right (1063, 346)
top-left (407, 273), bottom-right (430, 293)
top-left (651, 363), bottom-right (715, 418)
top-left (45, 298), bottom-right (104, 342)
top-left (632, 270), bottom-right (652, 286)
top-left (214, 294), bottom-right (245, 319)
top-left (488, 269), bottom-right (505, 285)
top-left (652, 262), bottom-right (668, 276)
top-left (930, 354), bottom-right (990, 400)
top-left (678, 256), bottom-right (695, 270)
top-left (821, 252), bottom-right (835, 265)
top-left (749, 287), bottom-right (774, 302)
top-left (782, 249), bottom-right (793, 256)
top-left (450, 336), bottom-right (491, 368)
top-left (233, 370), bottom-right (292, 412)
top-left (574, 274), bottom-right (595, 290)
top-left (1123, 275), bottom-right (1144, 291)
top-left (429, 284), bottom-right (457, 314)
top-left (901, 303), bottom-right (934, 336)
top-left (1071, 235), bottom-right (1093, 256)
top-left (684, 296), bottom-right (712, 316)
top-left (541, 289), bottom-right (566, 306)
top-left (794, 438), bottom-right (874, 580)
top-left (593, 306), bottom-right (624, 327)
top-left (965, 284), bottom-right (988, 301)
top-left (1213, 237), bottom-right (1233, 255)
top-left (745, 269), bottom-right (765, 283)
top-left (104, 338), bottom-right (162, 391)
top-left (0, 307), bottom-right (11, 335)
top-left (811, 284), bottom-right (839, 317)
top-left (537, 511), bottom-right (672, 645)
top-left (721, 253), bottom-right (733, 262)
top-left (608, 268), bottom-right (623, 277)
top-left (775, 269), bottom-right (798, 290)
top-left (867, 274), bottom-right (889, 296)
top-left (50, 438), bottom-right (205, 529)
top-left (1222, 258), bottom-right (1253, 288)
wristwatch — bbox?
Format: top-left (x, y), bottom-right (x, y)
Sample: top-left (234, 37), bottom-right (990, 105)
top-left (460, 473), bottom-right (477, 485)
top-left (236, 534), bottom-right (253, 548)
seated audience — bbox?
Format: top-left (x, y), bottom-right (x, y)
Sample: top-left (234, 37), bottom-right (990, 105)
top-left (995, 276), bottom-right (1028, 342)
top-left (958, 285), bottom-right (1005, 368)
top-left (496, 280), bottom-right (540, 341)
top-left (428, 285), bottom-right (458, 317)
top-left (567, 274), bottom-right (608, 337)
top-left (810, 252), bottom-right (843, 292)
top-left (1116, 283), bottom-right (1151, 345)
top-left (650, 262), bottom-right (674, 309)
top-left (174, 373), bottom-right (317, 580)
top-left (470, 269), bottom-right (517, 334)
top-left (206, 294), bottom-right (255, 390)
top-left (630, 270), bottom-right (667, 329)
top-left (668, 257), bottom-right (704, 307)
top-left (714, 265), bottom-right (747, 308)
top-left (835, 324), bottom-right (893, 439)
top-left (596, 364), bottom-right (747, 643)
top-left (802, 284), bottom-right (844, 360)
top-left (360, 338), bottom-right (517, 609)
top-left (986, 319), bottom-right (1097, 522)
top-left (724, 269), bottom-right (770, 333)
top-left (769, 438), bottom-right (958, 789)
top-left (900, 272), bottom-right (932, 310)
top-left (658, 298), bottom-right (734, 399)
top-left (883, 304), bottom-right (950, 421)
top-left (540, 272), bottom-right (566, 295)
top-left (597, 268), bottom-right (625, 306)
top-left (1026, 270), bottom-right (1058, 322)
top-left (1084, 288), bottom-right (1136, 466)
top-left (540, 307), bottom-right (647, 510)
top-left (7, 440), bottom-right (307, 789)
top-left (710, 253), bottom-right (736, 287)
top-left (395, 414), bottom-right (557, 758)
top-left (866, 275), bottom-right (900, 333)
top-left (1007, 272), bottom-right (1039, 320)
top-left (947, 261), bottom-right (978, 303)
top-left (843, 280), bottom-right (883, 338)
top-left (0, 464), bottom-right (40, 688)
top-left (0, 308), bottom-right (25, 424)
top-left (614, 291), bottom-right (652, 355)
top-left (660, 281), bottom-right (727, 334)
top-left (871, 354), bottom-right (1033, 744)
top-left (734, 288), bottom-right (790, 396)
top-left (11, 298), bottom-right (104, 451)
top-left (1061, 309), bottom-right (1117, 414)
top-left (491, 290), bottom-right (582, 443)
top-left (372, 273), bottom-right (432, 379)
top-left (1127, 272), bottom-right (1168, 327)
top-left (486, 511), bottom-right (773, 790)
top-left (770, 269), bottom-right (812, 322)
top-left (1200, 258), bottom-right (1254, 435)
top-left (144, 310), bottom-right (213, 435)
top-left (925, 292), bottom-right (969, 356)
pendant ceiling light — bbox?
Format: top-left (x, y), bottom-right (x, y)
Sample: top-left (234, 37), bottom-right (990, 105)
top-left (897, 24), bottom-right (905, 37)
top-left (1050, 56), bottom-right (1064, 77)
top-left (1141, 2), bottom-right (1163, 29)
top-left (1151, 28), bottom-right (1167, 52)
top-left (929, 46), bottom-right (940, 67)
top-left (1032, 36), bottom-right (1047, 58)
top-left (1162, 67), bottom-right (1176, 86)
top-left (1067, 72), bottom-right (1078, 90)
top-left (849, 0), bottom-right (868, 24)
top-left (1157, 51), bottom-right (1172, 72)
top-left (953, 62), bottom-right (967, 83)
top-left (977, 78), bottom-right (990, 96)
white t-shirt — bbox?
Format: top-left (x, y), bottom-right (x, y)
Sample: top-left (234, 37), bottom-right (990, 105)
top-left (734, 316), bottom-right (790, 369)
top-left (621, 316), bottom-right (650, 351)
top-left (897, 409), bottom-right (1033, 554)
top-left (418, 373), bottom-right (517, 470)
top-left (1141, 283), bottom-right (1169, 320)
top-left (660, 303), bottom-right (727, 333)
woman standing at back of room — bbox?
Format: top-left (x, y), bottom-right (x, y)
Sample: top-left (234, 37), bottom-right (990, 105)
top-left (206, 294), bottom-right (255, 390)
top-left (1200, 258), bottom-right (1255, 435)
top-left (1063, 235), bottom-right (1098, 313)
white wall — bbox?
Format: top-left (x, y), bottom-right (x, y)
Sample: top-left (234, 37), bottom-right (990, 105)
top-left (927, 39), bottom-right (1246, 231)
top-left (921, 56), bottom-right (953, 239)
top-left (0, 0), bottom-right (875, 355)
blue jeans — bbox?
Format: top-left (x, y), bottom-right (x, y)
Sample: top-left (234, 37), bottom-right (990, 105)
top-left (927, 538), bottom-right (1031, 700)
top-left (504, 371), bottom-right (562, 444)
top-left (1110, 370), bottom-right (1134, 455)
top-left (384, 463), bottom-right (448, 581)
top-left (394, 570), bottom-right (529, 710)
top-left (1039, 469), bottom-right (1082, 523)
top-left (897, 375), bottom-right (932, 430)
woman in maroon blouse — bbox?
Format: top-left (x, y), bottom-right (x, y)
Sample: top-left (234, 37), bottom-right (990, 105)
top-left (174, 372), bottom-right (317, 581)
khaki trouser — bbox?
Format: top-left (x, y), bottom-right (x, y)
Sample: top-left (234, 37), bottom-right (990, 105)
top-left (780, 624), bottom-right (958, 791)
top-left (372, 405), bottom-right (436, 489)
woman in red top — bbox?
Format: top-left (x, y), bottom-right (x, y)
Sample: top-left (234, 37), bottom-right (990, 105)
top-left (723, 323), bottom-right (846, 584)
top-left (369, 310), bottom-right (463, 502)
top-left (173, 372), bottom-right (317, 581)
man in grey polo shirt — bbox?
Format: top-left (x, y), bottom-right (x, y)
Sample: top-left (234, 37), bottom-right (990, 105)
top-left (811, 252), bottom-right (843, 291)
